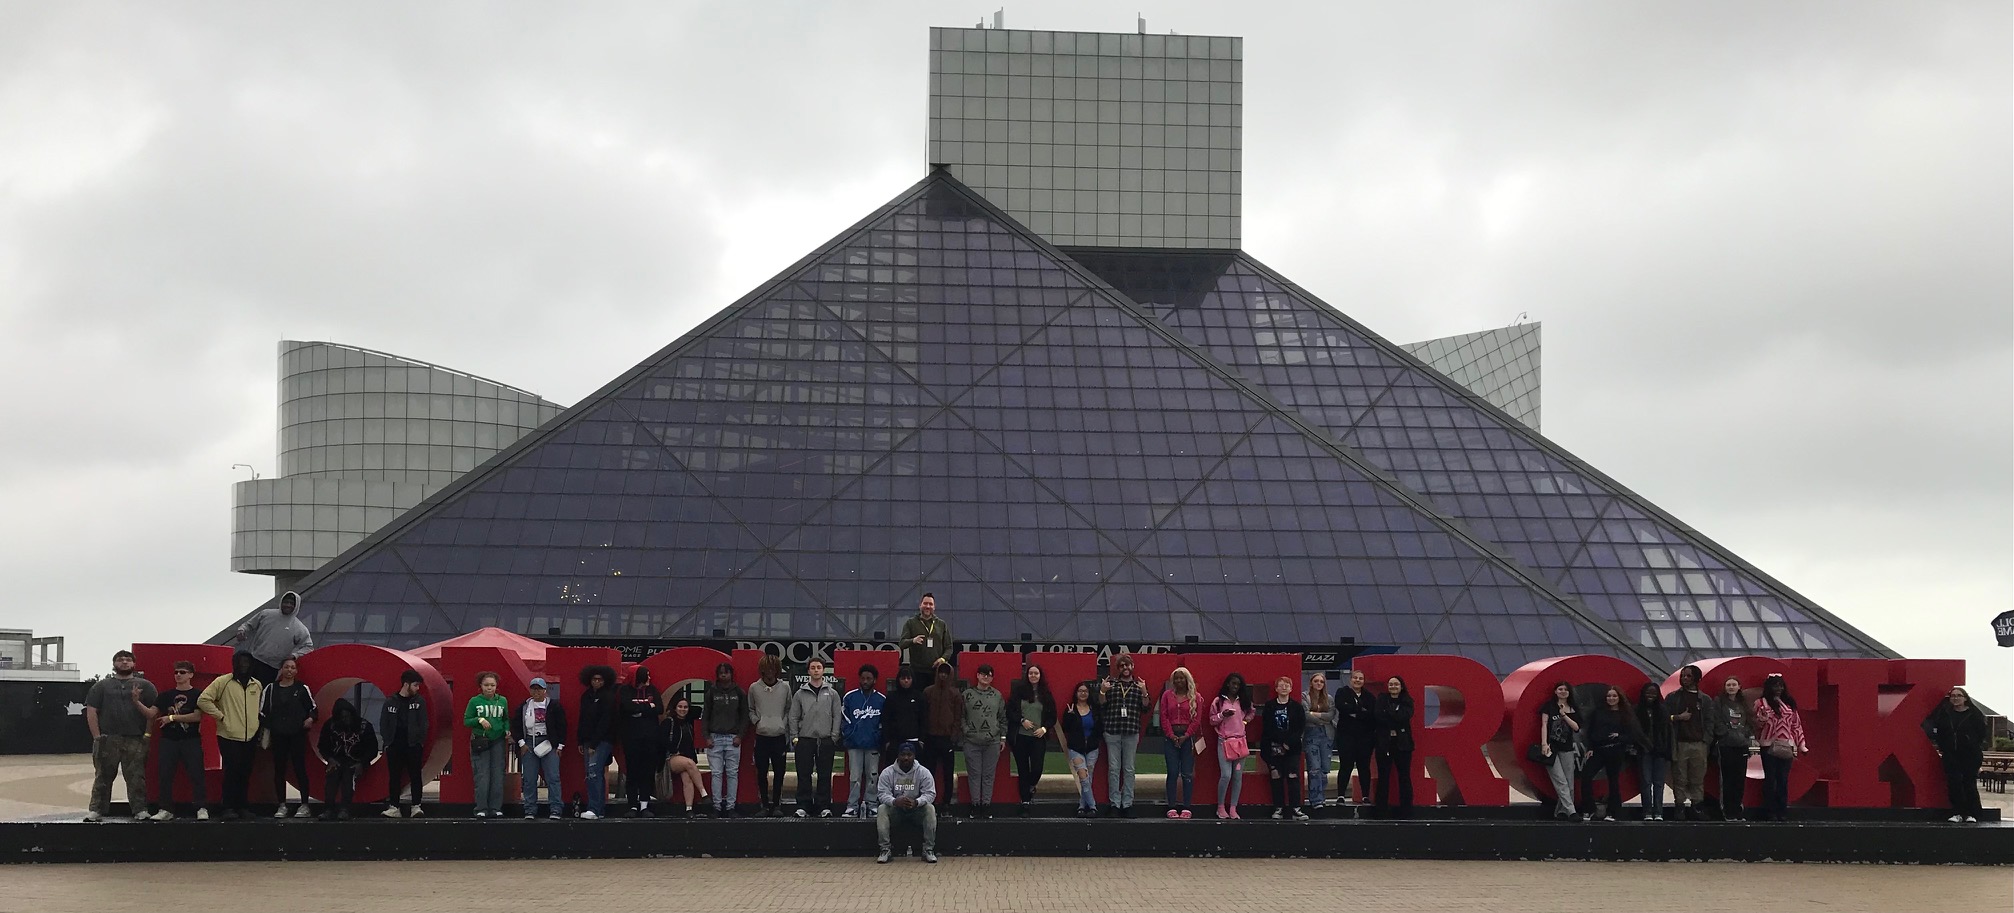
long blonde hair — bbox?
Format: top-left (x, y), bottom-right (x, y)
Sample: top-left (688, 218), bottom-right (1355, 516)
top-left (1169, 667), bottom-right (1200, 718)
top-left (1307, 673), bottom-right (1332, 714)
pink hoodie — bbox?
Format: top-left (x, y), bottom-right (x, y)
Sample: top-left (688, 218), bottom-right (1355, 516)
top-left (1208, 695), bottom-right (1255, 741)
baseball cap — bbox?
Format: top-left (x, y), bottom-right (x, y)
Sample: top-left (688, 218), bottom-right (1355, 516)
top-left (529, 677), bottom-right (549, 688)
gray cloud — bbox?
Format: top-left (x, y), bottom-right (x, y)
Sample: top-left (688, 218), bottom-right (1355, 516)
top-left (2, 2), bottom-right (2005, 705)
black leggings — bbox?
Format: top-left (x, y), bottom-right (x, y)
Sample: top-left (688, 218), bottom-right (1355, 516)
top-left (1374, 748), bottom-right (1413, 813)
top-left (385, 745), bottom-right (423, 808)
top-left (1011, 735), bottom-right (1047, 802)
top-left (625, 740), bottom-right (663, 807)
top-left (1944, 749), bottom-right (1983, 816)
top-left (1336, 742), bottom-right (1374, 803)
top-left (1587, 747), bottom-right (1628, 816)
top-left (1715, 746), bottom-right (1749, 818)
top-left (269, 731), bottom-right (310, 803)
top-left (753, 735), bottom-right (788, 806)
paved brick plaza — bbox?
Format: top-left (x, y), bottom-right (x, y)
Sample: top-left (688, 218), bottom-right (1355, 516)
top-left (3, 857), bottom-right (2009, 913)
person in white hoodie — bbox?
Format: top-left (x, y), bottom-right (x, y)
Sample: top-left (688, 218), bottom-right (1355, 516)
top-left (746, 654), bottom-right (792, 817)
top-left (874, 741), bottom-right (938, 864)
top-left (233, 590), bottom-right (314, 684)
top-left (787, 660), bottom-right (845, 818)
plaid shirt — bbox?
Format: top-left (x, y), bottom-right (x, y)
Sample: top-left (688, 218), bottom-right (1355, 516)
top-left (1099, 677), bottom-right (1150, 736)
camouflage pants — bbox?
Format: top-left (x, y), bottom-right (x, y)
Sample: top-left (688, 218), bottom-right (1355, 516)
top-left (90, 734), bottom-right (148, 816)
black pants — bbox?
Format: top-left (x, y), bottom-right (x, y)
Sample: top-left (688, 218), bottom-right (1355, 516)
top-left (246, 657), bottom-right (280, 686)
top-left (1715, 746), bottom-right (1749, 819)
top-left (1010, 734), bottom-right (1047, 802)
top-left (1588, 747), bottom-right (1628, 816)
top-left (795, 737), bottom-right (835, 811)
top-left (156, 738), bottom-right (206, 810)
top-left (269, 731), bottom-right (310, 803)
top-left (1944, 749), bottom-right (1983, 816)
top-left (1760, 753), bottom-right (1793, 820)
top-left (219, 737), bottom-right (256, 812)
top-left (324, 762), bottom-right (362, 810)
top-left (385, 744), bottom-right (424, 808)
top-left (1374, 747), bottom-right (1413, 814)
top-left (1264, 749), bottom-right (1303, 810)
top-left (753, 734), bottom-right (788, 807)
top-left (624, 739), bottom-right (663, 807)
top-left (923, 735), bottom-right (956, 805)
top-left (1336, 740), bottom-right (1375, 803)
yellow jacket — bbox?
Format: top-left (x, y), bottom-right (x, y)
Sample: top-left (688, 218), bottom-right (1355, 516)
top-left (198, 674), bottom-right (263, 742)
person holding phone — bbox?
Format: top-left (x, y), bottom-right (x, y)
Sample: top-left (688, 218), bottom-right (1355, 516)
top-left (1539, 680), bottom-right (1583, 820)
top-left (1209, 673), bottom-right (1255, 819)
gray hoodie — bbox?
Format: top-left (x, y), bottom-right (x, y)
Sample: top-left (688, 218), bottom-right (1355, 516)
top-left (237, 591), bottom-right (314, 668)
top-left (787, 680), bottom-right (844, 741)
top-left (748, 678), bottom-right (791, 738)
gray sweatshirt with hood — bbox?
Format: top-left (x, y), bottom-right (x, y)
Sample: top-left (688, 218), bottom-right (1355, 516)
top-left (238, 591), bottom-right (315, 668)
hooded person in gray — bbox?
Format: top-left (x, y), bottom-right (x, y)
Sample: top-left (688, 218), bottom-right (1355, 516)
top-left (235, 591), bottom-right (314, 684)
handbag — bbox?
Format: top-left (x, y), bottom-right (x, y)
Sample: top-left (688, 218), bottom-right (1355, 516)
top-left (1222, 735), bottom-right (1250, 761)
top-left (1525, 743), bottom-right (1549, 764)
top-left (1192, 737), bottom-right (1206, 757)
top-left (1766, 739), bottom-right (1797, 760)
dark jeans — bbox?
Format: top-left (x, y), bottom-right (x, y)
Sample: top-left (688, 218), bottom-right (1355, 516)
top-left (1374, 747), bottom-right (1413, 814)
top-left (324, 761), bottom-right (362, 810)
top-left (1164, 738), bottom-right (1197, 808)
top-left (1010, 734), bottom-right (1046, 802)
top-left (1336, 740), bottom-right (1375, 803)
top-left (923, 735), bottom-right (956, 806)
top-left (624, 739), bottom-right (663, 808)
top-left (156, 737), bottom-right (206, 811)
top-left (795, 736), bottom-right (836, 811)
top-left (753, 734), bottom-right (788, 807)
top-left (245, 657), bottom-right (280, 686)
top-left (385, 744), bottom-right (424, 809)
top-left (1588, 746), bottom-right (1628, 816)
top-left (1944, 749), bottom-right (1983, 815)
top-left (268, 730), bottom-right (310, 803)
top-left (1760, 752), bottom-right (1793, 819)
top-left (1715, 746), bottom-right (1749, 819)
top-left (1263, 747), bottom-right (1302, 810)
top-left (218, 737), bottom-right (256, 812)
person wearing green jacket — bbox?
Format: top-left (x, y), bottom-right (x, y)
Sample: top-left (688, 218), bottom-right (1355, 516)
top-left (959, 664), bottom-right (1008, 817)
top-left (464, 672), bottom-right (511, 818)
top-left (899, 593), bottom-right (953, 677)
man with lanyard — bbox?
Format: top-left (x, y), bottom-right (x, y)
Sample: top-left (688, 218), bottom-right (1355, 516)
top-left (1097, 653), bottom-right (1149, 817)
top-left (899, 593), bottom-right (952, 677)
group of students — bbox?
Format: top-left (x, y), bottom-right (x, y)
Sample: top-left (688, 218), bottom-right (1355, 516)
top-left (1535, 665), bottom-right (1993, 824)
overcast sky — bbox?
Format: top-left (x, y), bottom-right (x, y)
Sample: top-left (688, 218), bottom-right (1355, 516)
top-left (3, 2), bottom-right (2007, 706)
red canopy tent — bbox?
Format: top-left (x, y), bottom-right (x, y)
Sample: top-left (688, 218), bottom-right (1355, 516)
top-left (409, 627), bottom-right (551, 675)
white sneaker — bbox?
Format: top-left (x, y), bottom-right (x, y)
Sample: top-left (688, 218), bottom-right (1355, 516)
top-left (876, 850), bottom-right (892, 864)
top-left (820, 808), bottom-right (834, 818)
top-left (580, 810), bottom-right (599, 820)
top-left (381, 806), bottom-right (403, 819)
top-left (132, 812), bottom-right (151, 822)
top-left (150, 809), bottom-right (175, 822)
top-left (794, 808), bottom-right (809, 818)
top-left (1964, 816), bottom-right (1979, 823)
top-left (82, 811), bottom-right (102, 823)
top-left (922, 851), bottom-right (938, 864)
top-left (409, 805), bottom-right (424, 818)
top-left (1949, 814), bottom-right (1965, 823)
top-left (195, 808), bottom-right (210, 821)
top-left (293, 803), bottom-right (314, 818)
top-left (273, 806), bottom-right (290, 819)
top-left (1270, 809), bottom-right (1283, 819)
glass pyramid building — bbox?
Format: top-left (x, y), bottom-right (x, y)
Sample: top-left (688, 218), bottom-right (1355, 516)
top-left (215, 169), bottom-right (1894, 674)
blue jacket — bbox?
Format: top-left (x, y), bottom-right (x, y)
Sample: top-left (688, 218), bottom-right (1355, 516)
top-left (841, 687), bottom-right (886, 750)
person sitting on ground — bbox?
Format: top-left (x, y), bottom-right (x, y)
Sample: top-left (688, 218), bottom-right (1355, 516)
top-left (315, 698), bottom-right (379, 820)
top-left (874, 740), bottom-right (939, 865)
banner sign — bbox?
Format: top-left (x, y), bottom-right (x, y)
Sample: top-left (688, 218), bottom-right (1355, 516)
top-left (542, 635), bottom-right (1396, 671)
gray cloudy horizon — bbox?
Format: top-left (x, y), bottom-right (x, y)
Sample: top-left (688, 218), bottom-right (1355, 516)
top-left (2, 2), bottom-right (2007, 706)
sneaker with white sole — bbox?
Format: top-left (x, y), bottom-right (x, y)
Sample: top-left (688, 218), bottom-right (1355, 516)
top-left (381, 806), bottom-right (403, 819)
top-left (1949, 814), bottom-right (1965, 823)
top-left (82, 811), bottom-right (102, 823)
top-left (1964, 816), bottom-right (1979, 823)
top-left (876, 850), bottom-right (892, 864)
top-left (820, 808), bottom-right (834, 818)
top-left (293, 804), bottom-right (314, 818)
top-left (922, 851), bottom-right (938, 864)
top-left (195, 808), bottom-right (210, 821)
top-left (580, 810), bottom-right (599, 820)
top-left (273, 806), bottom-right (290, 819)
top-left (132, 812), bottom-right (151, 822)
top-left (794, 807), bottom-right (809, 818)
top-left (150, 809), bottom-right (175, 822)
top-left (409, 805), bottom-right (424, 818)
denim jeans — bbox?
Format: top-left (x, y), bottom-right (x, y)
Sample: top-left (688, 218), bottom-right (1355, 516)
top-left (844, 748), bottom-right (880, 812)
top-left (519, 746), bottom-right (561, 814)
top-left (582, 741), bottom-right (612, 816)
top-left (707, 734), bottom-right (741, 808)
top-left (1102, 732), bottom-right (1139, 808)
top-left (470, 738), bottom-right (508, 815)
top-left (1217, 742), bottom-right (1246, 808)
top-left (1303, 729), bottom-right (1334, 805)
top-left (1760, 752), bottom-right (1794, 819)
top-left (1639, 754), bottom-right (1670, 816)
top-left (1162, 738), bottom-right (1196, 808)
top-left (1066, 748), bottom-right (1101, 809)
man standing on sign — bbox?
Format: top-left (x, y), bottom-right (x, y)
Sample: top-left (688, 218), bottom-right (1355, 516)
top-left (233, 590), bottom-right (314, 685)
top-left (899, 593), bottom-right (952, 676)
top-left (1098, 653), bottom-right (1150, 817)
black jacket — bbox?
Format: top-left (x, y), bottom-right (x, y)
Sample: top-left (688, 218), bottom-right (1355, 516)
top-left (1922, 704), bottom-right (1990, 755)
top-left (577, 685), bottom-right (618, 746)
top-left (510, 698), bottom-right (569, 750)
top-left (1585, 706), bottom-right (1640, 753)
top-left (1005, 682), bottom-right (1058, 739)
top-left (1636, 701), bottom-right (1674, 760)
top-left (1259, 698), bottom-right (1306, 758)
top-left (616, 683), bottom-right (663, 746)
top-left (1335, 686), bottom-right (1379, 747)
top-left (379, 691), bottom-right (429, 750)
top-left (1374, 693), bottom-right (1414, 754)
top-left (664, 711), bottom-right (701, 760)
top-left (1061, 704), bottom-right (1104, 755)
top-left (881, 683), bottom-right (928, 744)
top-left (317, 699), bottom-right (379, 765)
